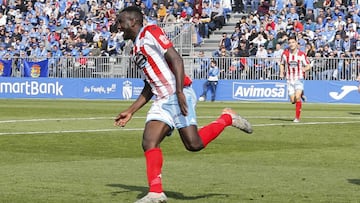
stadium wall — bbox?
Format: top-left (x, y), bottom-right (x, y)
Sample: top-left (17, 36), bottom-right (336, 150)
top-left (0, 78), bottom-right (359, 104)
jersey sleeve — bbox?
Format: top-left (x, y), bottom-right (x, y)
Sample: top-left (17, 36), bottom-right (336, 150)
top-left (144, 25), bottom-right (173, 55)
top-left (301, 53), bottom-right (311, 66)
top-left (280, 52), bottom-right (286, 64)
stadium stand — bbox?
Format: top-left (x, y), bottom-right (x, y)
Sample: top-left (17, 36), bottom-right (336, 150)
top-left (0, 0), bottom-right (359, 81)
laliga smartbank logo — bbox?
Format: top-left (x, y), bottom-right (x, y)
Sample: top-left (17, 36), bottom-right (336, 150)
top-left (122, 80), bottom-right (132, 100)
top-left (233, 82), bottom-right (287, 101)
top-left (0, 81), bottom-right (63, 95)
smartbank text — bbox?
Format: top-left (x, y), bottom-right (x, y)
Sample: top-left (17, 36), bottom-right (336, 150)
top-left (233, 82), bottom-right (288, 101)
top-left (0, 81), bottom-right (63, 96)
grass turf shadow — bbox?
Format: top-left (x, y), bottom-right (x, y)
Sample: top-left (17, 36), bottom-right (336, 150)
top-left (347, 179), bottom-right (360, 185)
top-left (348, 112), bottom-right (360, 115)
top-left (106, 183), bottom-right (229, 200)
top-left (270, 118), bottom-right (294, 122)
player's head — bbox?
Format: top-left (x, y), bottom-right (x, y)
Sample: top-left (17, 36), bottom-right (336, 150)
top-left (116, 6), bottom-right (144, 41)
top-left (288, 35), bottom-right (298, 51)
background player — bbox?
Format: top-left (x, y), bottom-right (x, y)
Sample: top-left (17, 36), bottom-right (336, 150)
top-left (280, 35), bottom-right (311, 123)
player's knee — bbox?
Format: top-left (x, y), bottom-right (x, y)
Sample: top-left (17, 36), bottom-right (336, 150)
top-left (142, 141), bottom-right (157, 151)
top-left (184, 142), bottom-right (203, 152)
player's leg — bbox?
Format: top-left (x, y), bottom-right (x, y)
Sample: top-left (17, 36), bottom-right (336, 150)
top-left (301, 91), bottom-right (307, 102)
top-left (177, 87), bottom-right (252, 152)
top-left (135, 100), bottom-right (173, 203)
top-left (293, 81), bottom-right (304, 122)
top-left (288, 82), bottom-right (296, 104)
top-left (137, 121), bottom-right (170, 203)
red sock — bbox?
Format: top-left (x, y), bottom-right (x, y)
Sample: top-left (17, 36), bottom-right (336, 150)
top-left (295, 100), bottom-right (302, 119)
top-left (145, 148), bottom-right (163, 193)
top-left (198, 114), bottom-right (232, 147)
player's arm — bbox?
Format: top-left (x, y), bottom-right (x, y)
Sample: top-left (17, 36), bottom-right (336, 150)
top-left (165, 46), bottom-right (188, 116)
top-left (302, 55), bottom-right (311, 72)
top-left (279, 59), bottom-right (285, 79)
top-left (114, 81), bottom-right (153, 127)
top-left (303, 63), bottom-right (311, 72)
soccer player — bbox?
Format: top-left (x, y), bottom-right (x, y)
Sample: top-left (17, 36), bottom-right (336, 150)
top-left (279, 35), bottom-right (311, 123)
top-left (114, 6), bottom-right (253, 203)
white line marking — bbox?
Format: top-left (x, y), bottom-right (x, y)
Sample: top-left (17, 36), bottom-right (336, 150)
top-left (0, 121), bottom-right (359, 136)
top-left (0, 117), bottom-right (112, 123)
top-left (1, 115), bottom-right (359, 124)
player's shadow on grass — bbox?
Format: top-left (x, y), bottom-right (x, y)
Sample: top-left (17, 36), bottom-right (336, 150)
top-left (348, 179), bottom-right (360, 185)
top-left (270, 118), bottom-right (294, 122)
top-left (106, 183), bottom-right (229, 200)
top-left (348, 112), bottom-right (360, 115)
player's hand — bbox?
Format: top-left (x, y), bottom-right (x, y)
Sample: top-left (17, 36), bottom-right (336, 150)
top-left (177, 92), bottom-right (188, 116)
top-left (114, 111), bottom-right (132, 127)
top-left (279, 73), bottom-right (284, 80)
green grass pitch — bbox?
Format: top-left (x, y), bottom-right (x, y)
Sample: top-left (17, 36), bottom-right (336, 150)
top-left (0, 99), bottom-right (359, 203)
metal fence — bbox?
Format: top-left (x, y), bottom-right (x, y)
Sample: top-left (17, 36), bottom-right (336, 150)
top-left (4, 56), bottom-right (360, 81)
top-left (159, 22), bottom-right (194, 56)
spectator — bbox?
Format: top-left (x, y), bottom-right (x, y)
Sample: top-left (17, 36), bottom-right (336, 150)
top-left (255, 43), bottom-right (268, 79)
top-left (157, 3), bottom-right (167, 22)
top-left (257, 0), bottom-right (270, 16)
top-left (219, 32), bottom-right (231, 51)
top-left (265, 32), bottom-right (277, 50)
top-left (275, 16), bottom-right (287, 32)
top-left (232, 0), bottom-right (244, 14)
top-left (210, 1), bottom-right (225, 30)
top-left (251, 33), bottom-right (267, 47)
top-left (199, 60), bottom-right (220, 102)
top-left (286, 6), bottom-right (300, 21)
top-left (198, 10), bottom-right (211, 38)
top-left (193, 50), bottom-right (210, 79)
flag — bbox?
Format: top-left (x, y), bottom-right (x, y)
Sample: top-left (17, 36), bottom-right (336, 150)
top-left (23, 59), bottom-right (49, 78)
top-left (0, 59), bottom-right (12, 77)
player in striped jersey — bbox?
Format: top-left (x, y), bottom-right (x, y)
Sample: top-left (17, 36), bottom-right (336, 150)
top-left (113, 6), bottom-right (252, 203)
top-left (280, 35), bottom-right (311, 123)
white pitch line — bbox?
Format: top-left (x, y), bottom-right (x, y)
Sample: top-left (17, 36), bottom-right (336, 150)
top-left (1, 115), bottom-right (360, 124)
top-left (0, 120), bottom-right (359, 136)
top-left (0, 117), bottom-right (112, 123)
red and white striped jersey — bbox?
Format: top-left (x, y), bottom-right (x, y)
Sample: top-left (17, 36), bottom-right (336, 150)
top-left (280, 49), bottom-right (310, 81)
top-left (133, 24), bottom-right (192, 99)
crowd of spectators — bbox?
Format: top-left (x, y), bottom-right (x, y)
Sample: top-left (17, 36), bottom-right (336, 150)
top-left (0, 0), bottom-right (126, 60)
top-left (1, 0), bottom-right (360, 80)
top-left (0, 0), bottom-right (234, 61)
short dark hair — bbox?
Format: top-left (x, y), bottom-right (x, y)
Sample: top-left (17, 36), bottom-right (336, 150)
top-left (288, 35), bottom-right (297, 41)
top-left (116, 6), bottom-right (143, 27)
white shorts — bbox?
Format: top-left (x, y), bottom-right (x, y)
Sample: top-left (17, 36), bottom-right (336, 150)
top-left (146, 87), bottom-right (197, 132)
top-left (287, 80), bottom-right (304, 96)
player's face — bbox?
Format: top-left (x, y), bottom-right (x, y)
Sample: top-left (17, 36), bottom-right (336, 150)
top-left (117, 12), bottom-right (135, 41)
top-left (288, 39), bottom-right (297, 51)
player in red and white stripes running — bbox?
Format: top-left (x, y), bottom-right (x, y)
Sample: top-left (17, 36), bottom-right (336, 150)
top-left (280, 35), bottom-right (311, 123)
top-left (114, 6), bottom-right (252, 203)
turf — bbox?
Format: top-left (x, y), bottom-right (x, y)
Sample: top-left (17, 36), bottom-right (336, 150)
top-left (0, 99), bottom-right (359, 203)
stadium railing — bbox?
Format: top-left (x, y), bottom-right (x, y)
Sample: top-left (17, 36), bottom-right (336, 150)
top-left (158, 22), bottom-right (194, 56)
top-left (2, 56), bottom-right (360, 81)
